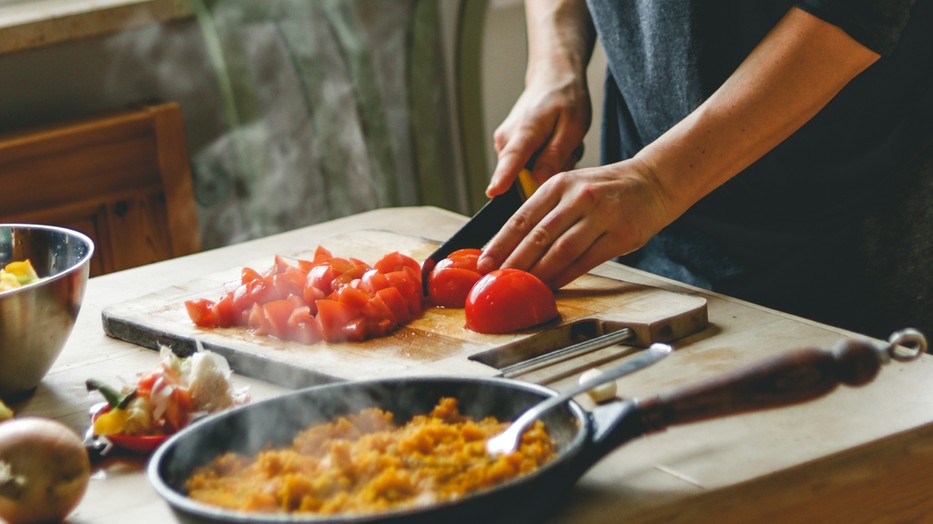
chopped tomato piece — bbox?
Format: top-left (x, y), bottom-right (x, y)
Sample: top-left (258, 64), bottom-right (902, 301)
top-left (340, 317), bottom-right (368, 342)
top-left (316, 299), bottom-right (359, 342)
top-left (374, 251), bottom-right (421, 276)
top-left (185, 298), bottom-right (218, 328)
top-left (287, 306), bottom-right (323, 344)
top-left (262, 299), bottom-right (295, 339)
top-left (333, 285), bottom-right (371, 311)
top-left (376, 287), bottom-right (411, 324)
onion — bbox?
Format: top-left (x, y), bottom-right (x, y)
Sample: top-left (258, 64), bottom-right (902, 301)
top-left (0, 417), bottom-right (90, 524)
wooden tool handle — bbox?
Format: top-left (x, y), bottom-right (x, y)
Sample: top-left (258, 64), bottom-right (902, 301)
top-left (636, 339), bottom-right (883, 433)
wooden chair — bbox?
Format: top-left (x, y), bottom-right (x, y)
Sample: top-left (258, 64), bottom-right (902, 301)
top-left (0, 101), bottom-right (201, 276)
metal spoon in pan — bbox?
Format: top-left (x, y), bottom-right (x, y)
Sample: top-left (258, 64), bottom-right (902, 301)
top-left (487, 342), bottom-right (673, 456)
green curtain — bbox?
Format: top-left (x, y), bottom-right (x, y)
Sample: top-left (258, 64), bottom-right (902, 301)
top-left (189, 0), bottom-right (465, 248)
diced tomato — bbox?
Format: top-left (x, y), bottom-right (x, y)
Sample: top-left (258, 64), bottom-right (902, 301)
top-left (231, 278), bottom-right (277, 312)
top-left (271, 273), bottom-right (303, 301)
top-left (374, 252), bottom-right (421, 276)
top-left (361, 295), bottom-right (397, 338)
top-left (333, 285), bottom-right (371, 311)
top-left (330, 264), bottom-right (369, 291)
top-left (262, 299), bottom-right (295, 339)
top-left (311, 245), bottom-right (333, 264)
top-left (273, 255), bottom-right (297, 275)
top-left (385, 270), bottom-right (423, 316)
top-left (360, 269), bottom-right (391, 295)
top-left (340, 317), bottom-right (368, 342)
top-left (185, 298), bottom-right (218, 328)
top-left (316, 299), bottom-right (359, 342)
top-left (241, 267), bottom-right (263, 284)
top-left (247, 303), bottom-right (271, 335)
top-left (287, 306), bottom-right (323, 344)
top-left (303, 285), bottom-right (326, 314)
top-left (348, 257), bottom-right (372, 270)
top-left (376, 287), bottom-right (411, 324)
top-left (212, 293), bottom-right (239, 327)
top-left (306, 264), bottom-right (342, 295)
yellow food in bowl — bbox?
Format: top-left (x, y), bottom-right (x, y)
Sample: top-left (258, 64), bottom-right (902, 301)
top-left (0, 259), bottom-right (43, 292)
top-left (186, 397), bottom-right (555, 515)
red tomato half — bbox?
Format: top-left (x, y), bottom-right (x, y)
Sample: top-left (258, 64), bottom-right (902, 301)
top-left (464, 269), bottom-right (559, 334)
top-left (427, 249), bottom-right (484, 308)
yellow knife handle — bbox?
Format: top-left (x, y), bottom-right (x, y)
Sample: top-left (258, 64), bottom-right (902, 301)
top-left (517, 168), bottom-right (539, 199)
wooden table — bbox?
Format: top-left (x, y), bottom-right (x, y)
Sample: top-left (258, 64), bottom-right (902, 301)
top-left (10, 207), bottom-right (933, 523)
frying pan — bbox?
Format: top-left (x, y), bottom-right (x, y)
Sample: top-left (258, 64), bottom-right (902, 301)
top-left (148, 332), bottom-right (925, 524)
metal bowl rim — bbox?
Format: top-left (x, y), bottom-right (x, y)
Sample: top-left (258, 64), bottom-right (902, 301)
top-left (0, 223), bottom-right (95, 294)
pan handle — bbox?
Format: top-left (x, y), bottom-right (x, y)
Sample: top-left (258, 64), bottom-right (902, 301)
top-left (635, 332), bottom-right (925, 433)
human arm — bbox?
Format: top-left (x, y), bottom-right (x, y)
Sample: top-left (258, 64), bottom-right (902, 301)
top-left (477, 6), bottom-right (880, 288)
top-left (485, 0), bottom-right (596, 199)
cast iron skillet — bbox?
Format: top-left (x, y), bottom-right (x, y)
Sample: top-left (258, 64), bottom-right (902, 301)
top-left (148, 333), bottom-right (925, 524)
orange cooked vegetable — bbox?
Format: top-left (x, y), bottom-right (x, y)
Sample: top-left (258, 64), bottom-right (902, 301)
top-left (186, 397), bottom-right (556, 515)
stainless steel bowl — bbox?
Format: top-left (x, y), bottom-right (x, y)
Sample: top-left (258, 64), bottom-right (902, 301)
top-left (0, 224), bottom-right (94, 397)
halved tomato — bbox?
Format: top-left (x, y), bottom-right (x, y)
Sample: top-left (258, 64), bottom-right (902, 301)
top-left (465, 269), bottom-right (559, 334)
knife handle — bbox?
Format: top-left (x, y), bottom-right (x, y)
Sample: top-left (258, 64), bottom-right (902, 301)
top-left (634, 338), bottom-right (886, 433)
top-left (517, 167), bottom-right (539, 199)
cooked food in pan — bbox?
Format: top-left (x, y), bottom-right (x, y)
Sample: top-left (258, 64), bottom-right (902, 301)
top-left (185, 397), bottom-right (555, 515)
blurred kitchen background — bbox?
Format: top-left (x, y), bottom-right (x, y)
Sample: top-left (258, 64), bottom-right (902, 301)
top-left (0, 0), bottom-right (606, 251)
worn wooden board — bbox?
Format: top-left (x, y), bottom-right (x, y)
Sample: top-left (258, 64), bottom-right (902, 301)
top-left (101, 230), bottom-right (707, 388)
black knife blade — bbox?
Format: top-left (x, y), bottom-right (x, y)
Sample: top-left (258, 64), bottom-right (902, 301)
top-left (421, 165), bottom-right (538, 295)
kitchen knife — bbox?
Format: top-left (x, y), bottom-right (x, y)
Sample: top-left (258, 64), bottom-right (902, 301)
top-left (421, 160), bottom-right (540, 295)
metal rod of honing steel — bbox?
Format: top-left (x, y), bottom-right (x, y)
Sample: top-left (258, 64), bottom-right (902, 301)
top-left (498, 327), bottom-right (635, 378)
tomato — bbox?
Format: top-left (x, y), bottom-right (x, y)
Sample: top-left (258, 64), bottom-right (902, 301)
top-left (427, 257), bottom-right (483, 308)
top-left (262, 299), bottom-right (296, 339)
top-left (464, 269), bottom-right (559, 334)
top-left (212, 293), bottom-right (238, 327)
top-left (311, 245), bottom-right (333, 264)
top-left (247, 303), bottom-right (271, 335)
top-left (271, 273), bottom-right (303, 301)
top-left (316, 299), bottom-right (360, 342)
top-left (241, 267), bottom-right (263, 284)
top-left (374, 252), bottom-right (421, 276)
top-left (333, 285), bottom-right (371, 310)
top-left (376, 287), bottom-right (411, 324)
top-left (185, 298), bottom-right (218, 328)
top-left (186, 247), bottom-right (426, 343)
top-left (306, 264), bottom-right (342, 295)
top-left (287, 306), bottom-right (323, 344)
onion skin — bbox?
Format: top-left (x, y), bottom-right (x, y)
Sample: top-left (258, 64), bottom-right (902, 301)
top-left (0, 417), bottom-right (90, 524)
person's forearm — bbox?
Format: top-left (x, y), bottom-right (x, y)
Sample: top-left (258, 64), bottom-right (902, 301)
top-left (524, 0), bottom-right (596, 84)
top-left (635, 7), bottom-right (880, 219)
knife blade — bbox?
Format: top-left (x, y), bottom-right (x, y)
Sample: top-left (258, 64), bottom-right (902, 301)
top-left (421, 160), bottom-right (539, 295)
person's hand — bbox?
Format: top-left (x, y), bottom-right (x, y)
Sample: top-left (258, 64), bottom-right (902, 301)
top-left (477, 158), bottom-right (676, 289)
top-left (486, 67), bottom-right (591, 199)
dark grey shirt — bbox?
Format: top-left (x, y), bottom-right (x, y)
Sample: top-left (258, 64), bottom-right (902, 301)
top-left (586, 0), bottom-right (933, 326)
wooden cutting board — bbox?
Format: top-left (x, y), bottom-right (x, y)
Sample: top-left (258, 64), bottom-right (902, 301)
top-left (101, 230), bottom-right (707, 388)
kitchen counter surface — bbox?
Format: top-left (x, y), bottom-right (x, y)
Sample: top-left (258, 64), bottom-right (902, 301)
top-left (10, 206), bottom-right (933, 523)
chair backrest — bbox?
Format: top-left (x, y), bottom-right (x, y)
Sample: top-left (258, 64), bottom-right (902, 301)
top-left (0, 101), bottom-right (201, 276)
